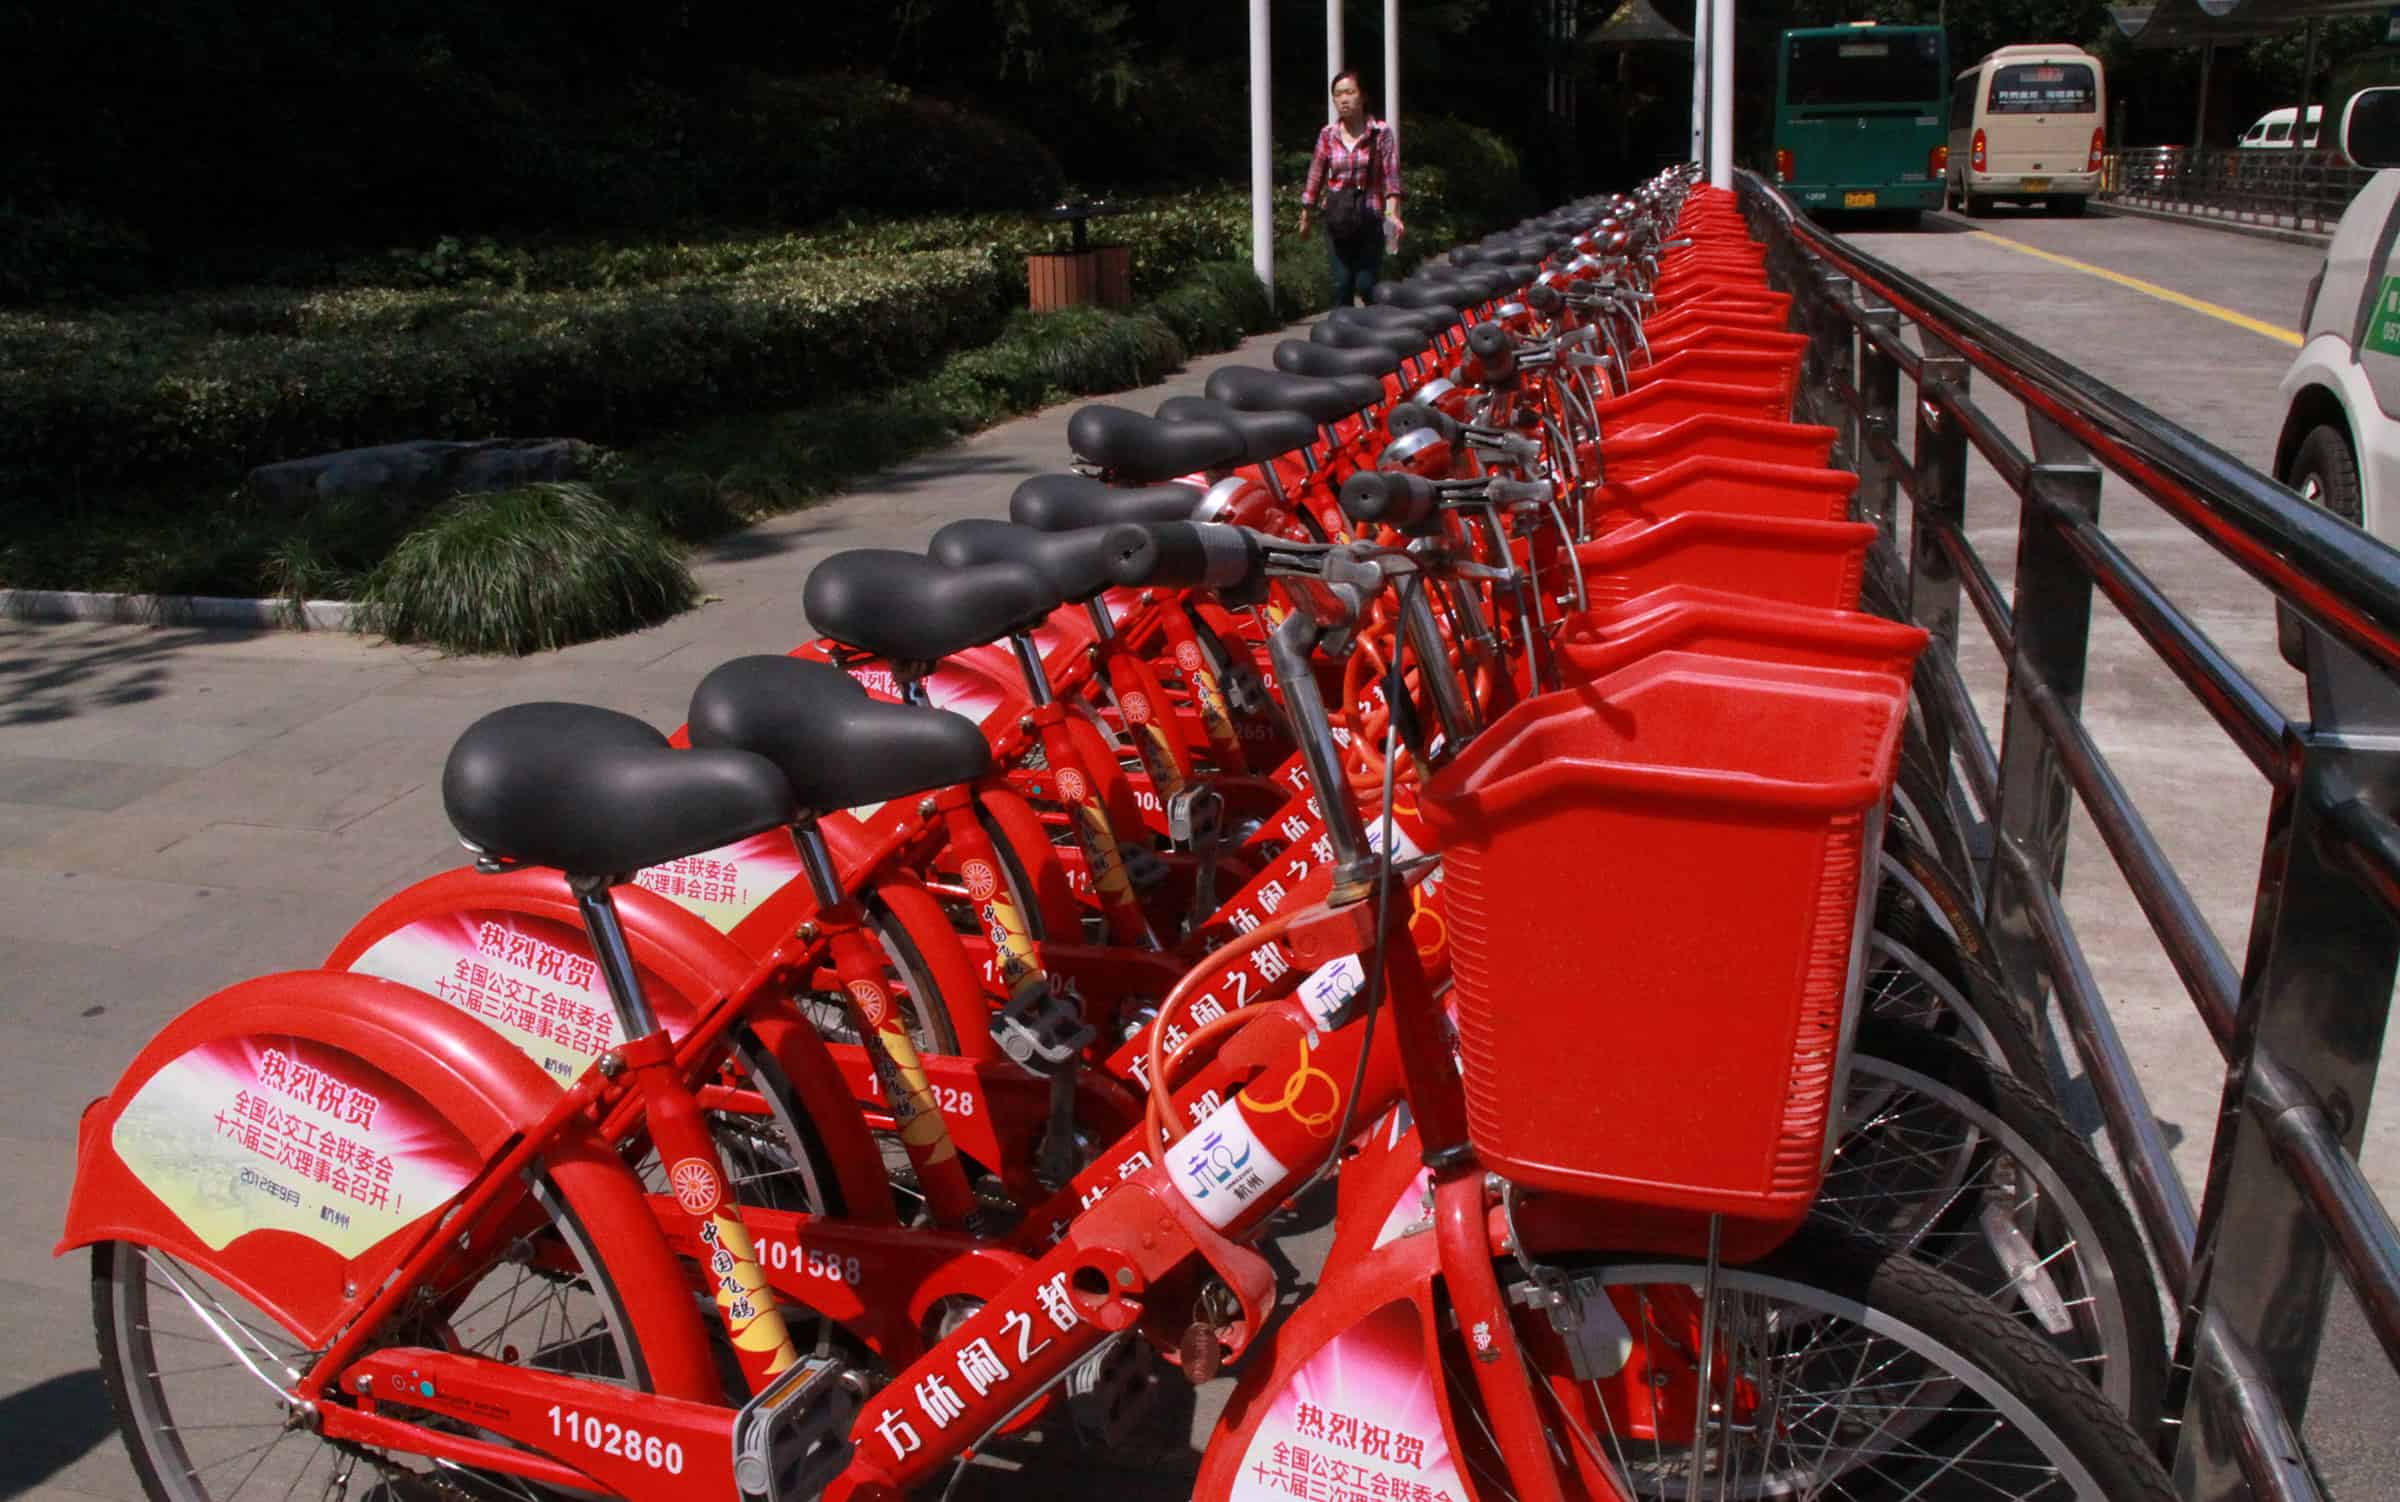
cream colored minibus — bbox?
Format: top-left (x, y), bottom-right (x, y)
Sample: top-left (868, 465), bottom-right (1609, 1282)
top-left (1947, 44), bottom-right (2106, 215)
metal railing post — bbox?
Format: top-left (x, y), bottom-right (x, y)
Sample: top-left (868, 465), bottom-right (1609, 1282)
top-left (1854, 289), bottom-right (1901, 551)
top-left (1907, 339), bottom-right (1968, 660)
top-left (1981, 415), bottom-right (2105, 1014)
top-left (2172, 628), bottom-right (2400, 1496)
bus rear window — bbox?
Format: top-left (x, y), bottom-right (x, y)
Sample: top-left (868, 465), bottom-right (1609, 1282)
top-left (1988, 63), bottom-right (2097, 115)
top-left (1785, 32), bottom-right (1945, 107)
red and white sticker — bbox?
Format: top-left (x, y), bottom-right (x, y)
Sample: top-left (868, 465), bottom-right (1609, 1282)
top-left (1120, 690), bottom-right (1153, 726)
top-left (669, 1157), bottom-right (722, 1217)
top-left (1056, 768), bottom-right (1090, 805)
top-left (1175, 640), bottom-right (1204, 675)
top-left (961, 859), bottom-right (999, 905)
top-left (848, 979), bottom-right (890, 1029)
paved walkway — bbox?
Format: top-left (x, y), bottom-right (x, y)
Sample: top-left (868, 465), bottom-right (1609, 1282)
top-left (0, 328), bottom-right (1301, 1502)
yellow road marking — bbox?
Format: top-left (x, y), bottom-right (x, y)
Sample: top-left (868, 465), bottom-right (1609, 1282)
top-left (1967, 231), bottom-right (2303, 347)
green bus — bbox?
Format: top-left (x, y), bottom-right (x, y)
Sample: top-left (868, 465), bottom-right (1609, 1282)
top-left (1773, 22), bottom-right (1950, 218)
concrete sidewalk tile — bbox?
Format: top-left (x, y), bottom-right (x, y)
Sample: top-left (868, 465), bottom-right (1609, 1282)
top-left (136, 822), bottom-right (455, 900)
top-left (0, 757), bottom-right (187, 812)
top-left (0, 802), bottom-right (102, 856)
top-left (0, 868), bottom-right (225, 950)
top-left (0, 810), bottom-right (205, 875)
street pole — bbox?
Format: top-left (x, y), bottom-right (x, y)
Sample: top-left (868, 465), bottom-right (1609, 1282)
top-left (1252, 0), bottom-right (1275, 299)
top-left (1690, 0), bottom-right (1710, 164)
top-left (1327, 0), bottom-right (1343, 123)
top-left (1708, 0), bottom-right (1733, 186)
top-left (1385, 0), bottom-right (1400, 140)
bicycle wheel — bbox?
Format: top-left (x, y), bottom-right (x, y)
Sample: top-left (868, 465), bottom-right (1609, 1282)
top-left (1484, 1222), bottom-right (2174, 1500)
top-left (1865, 880), bottom-right (2051, 1094)
top-left (1827, 1020), bottom-right (2167, 1432)
top-left (95, 1166), bottom-right (659, 1502)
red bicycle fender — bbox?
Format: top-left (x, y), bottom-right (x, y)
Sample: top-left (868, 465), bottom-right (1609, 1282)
top-left (321, 866), bottom-right (894, 1231)
top-left (53, 970), bottom-right (720, 1401)
top-left (1193, 1235), bottom-right (1483, 1502)
top-left (976, 782), bottom-right (1083, 939)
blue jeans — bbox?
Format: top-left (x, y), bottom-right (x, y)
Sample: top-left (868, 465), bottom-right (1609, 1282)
top-left (1328, 231), bottom-right (1384, 307)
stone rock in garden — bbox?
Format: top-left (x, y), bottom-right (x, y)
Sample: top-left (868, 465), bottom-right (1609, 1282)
top-left (246, 438), bottom-right (592, 505)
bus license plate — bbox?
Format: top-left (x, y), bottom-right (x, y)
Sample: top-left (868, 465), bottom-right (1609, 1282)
top-left (1843, 191), bottom-right (1877, 208)
top-left (2021, 177), bottom-right (2050, 192)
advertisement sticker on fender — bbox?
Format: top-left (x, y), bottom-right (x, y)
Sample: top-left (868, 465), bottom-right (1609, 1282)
top-left (110, 1037), bottom-right (478, 1258)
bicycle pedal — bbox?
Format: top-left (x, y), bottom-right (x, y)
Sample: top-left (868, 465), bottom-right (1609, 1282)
top-left (991, 982), bottom-right (1098, 1074)
top-left (731, 1353), bottom-right (854, 1502)
top-left (1068, 1336), bottom-right (1158, 1446)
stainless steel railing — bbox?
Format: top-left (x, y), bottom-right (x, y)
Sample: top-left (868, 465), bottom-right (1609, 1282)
top-left (2101, 146), bottom-right (2373, 236)
top-left (1739, 167), bottom-right (2400, 1502)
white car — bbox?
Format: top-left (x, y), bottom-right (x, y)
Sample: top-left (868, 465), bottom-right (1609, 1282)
top-left (2274, 88), bottom-right (2400, 657)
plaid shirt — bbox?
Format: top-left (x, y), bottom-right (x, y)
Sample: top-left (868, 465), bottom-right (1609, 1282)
top-left (1301, 119), bottom-right (1401, 211)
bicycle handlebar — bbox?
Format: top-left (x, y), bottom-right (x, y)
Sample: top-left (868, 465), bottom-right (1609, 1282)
top-left (1339, 471), bottom-right (1443, 532)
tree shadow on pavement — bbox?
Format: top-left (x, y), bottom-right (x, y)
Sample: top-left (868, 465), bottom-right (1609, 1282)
top-left (0, 1368), bottom-right (117, 1499)
top-left (0, 625), bottom-right (227, 727)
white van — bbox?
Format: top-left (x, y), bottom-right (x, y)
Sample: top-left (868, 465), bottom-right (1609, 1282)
top-left (2239, 105), bottom-right (2325, 149)
top-left (1947, 43), bottom-right (2107, 215)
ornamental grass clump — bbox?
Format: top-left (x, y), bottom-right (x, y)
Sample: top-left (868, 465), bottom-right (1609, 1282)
top-left (360, 483), bottom-right (697, 655)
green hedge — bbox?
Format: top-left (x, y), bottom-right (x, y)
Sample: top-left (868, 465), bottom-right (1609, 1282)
top-left (0, 249), bottom-right (1010, 497)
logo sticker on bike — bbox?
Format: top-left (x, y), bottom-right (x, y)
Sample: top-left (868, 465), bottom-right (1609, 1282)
top-left (668, 1157), bottom-right (722, 1217)
top-left (1176, 640), bottom-right (1204, 674)
top-left (1055, 768), bottom-right (1090, 805)
top-left (961, 859), bottom-right (999, 905)
top-left (848, 979), bottom-right (890, 1029)
top-left (632, 830), bottom-right (806, 934)
top-left (109, 1036), bottom-right (479, 1260)
top-left (1120, 691), bottom-right (1153, 726)
top-left (1171, 1097), bottom-right (1290, 1229)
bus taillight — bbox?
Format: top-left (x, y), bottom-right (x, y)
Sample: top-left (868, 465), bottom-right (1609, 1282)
top-left (1930, 144), bottom-right (1948, 176)
top-left (1971, 128), bottom-right (1987, 172)
top-left (1776, 147), bottom-right (1795, 183)
top-left (2087, 127), bottom-right (2104, 173)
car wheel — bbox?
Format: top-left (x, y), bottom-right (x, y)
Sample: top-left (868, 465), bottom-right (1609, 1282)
top-left (2277, 422), bottom-right (2363, 666)
top-left (1963, 188), bottom-right (1990, 217)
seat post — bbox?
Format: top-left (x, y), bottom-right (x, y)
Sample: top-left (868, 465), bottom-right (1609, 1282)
top-left (792, 818), bottom-right (844, 911)
top-left (570, 875), bottom-right (661, 1041)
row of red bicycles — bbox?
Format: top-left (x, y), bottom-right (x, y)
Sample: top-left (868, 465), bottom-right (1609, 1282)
top-left (62, 168), bottom-right (2174, 1502)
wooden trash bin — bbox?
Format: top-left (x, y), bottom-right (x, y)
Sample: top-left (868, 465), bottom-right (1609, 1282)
top-left (1028, 200), bottom-right (1132, 311)
top-left (1028, 245), bottom-right (1131, 311)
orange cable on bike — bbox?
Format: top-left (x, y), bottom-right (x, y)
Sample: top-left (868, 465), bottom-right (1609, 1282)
top-left (1141, 911), bottom-right (1299, 1159)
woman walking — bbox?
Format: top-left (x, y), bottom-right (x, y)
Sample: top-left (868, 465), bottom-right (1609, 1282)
top-left (1298, 70), bottom-right (1403, 307)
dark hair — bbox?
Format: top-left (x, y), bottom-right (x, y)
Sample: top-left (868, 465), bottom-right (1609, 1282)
top-left (1329, 69), bottom-right (1366, 96)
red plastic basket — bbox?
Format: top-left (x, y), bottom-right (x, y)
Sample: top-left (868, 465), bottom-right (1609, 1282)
top-left (1595, 378), bottom-right (1792, 436)
top-left (1625, 349), bottom-right (1802, 414)
top-left (1417, 651), bottom-right (1910, 1224)
top-left (1569, 512), bottom-right (1875, 613)
top-left (1645, 327), bottom-right (1809, 366)
top-left (1598, 414), bottom-right (1837, 481)
top-left (1557, 586), bottom-right (1928, 683)
top-left (1588, 456), bottom-right (1856, 530)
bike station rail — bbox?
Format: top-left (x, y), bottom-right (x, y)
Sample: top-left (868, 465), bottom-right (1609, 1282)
top-left (1743, 167), bottom-right (2400, 1502)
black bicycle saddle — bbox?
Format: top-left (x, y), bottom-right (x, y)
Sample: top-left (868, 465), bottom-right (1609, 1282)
top-left (1066, 404), bottom-right (1247, 484)
top-left (1009, 472), bottom-right (1203, 532)
top-left (804, 549), bottom-right (1054, 663)
top-left (1274, 339), bottom-right (1402, 380)
top-left (928, 518), bottom-right (1116, 604)
top-left (686, 655), bottom-right (991, 813)
top-left (1154, 397), bottom-right (1319, 462)
top-left (1203, 365), bottom-right (1383, 425)
top-left (443, 703), bottom-right (792, 877)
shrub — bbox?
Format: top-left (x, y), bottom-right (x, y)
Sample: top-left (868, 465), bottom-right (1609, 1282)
top-left (1405, 115), bottom-right (1535, 236)
top-left (0, 249), bottom-right (1012, 496)
top-left (359, 484), bottom-right (698, 655)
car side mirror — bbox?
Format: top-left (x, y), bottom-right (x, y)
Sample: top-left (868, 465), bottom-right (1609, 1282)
top-left (2342, 87), bottom-right (2400, 168)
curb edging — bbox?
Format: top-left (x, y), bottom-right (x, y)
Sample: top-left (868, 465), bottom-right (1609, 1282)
top-left (0, 588), bottom-right (358, 631)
